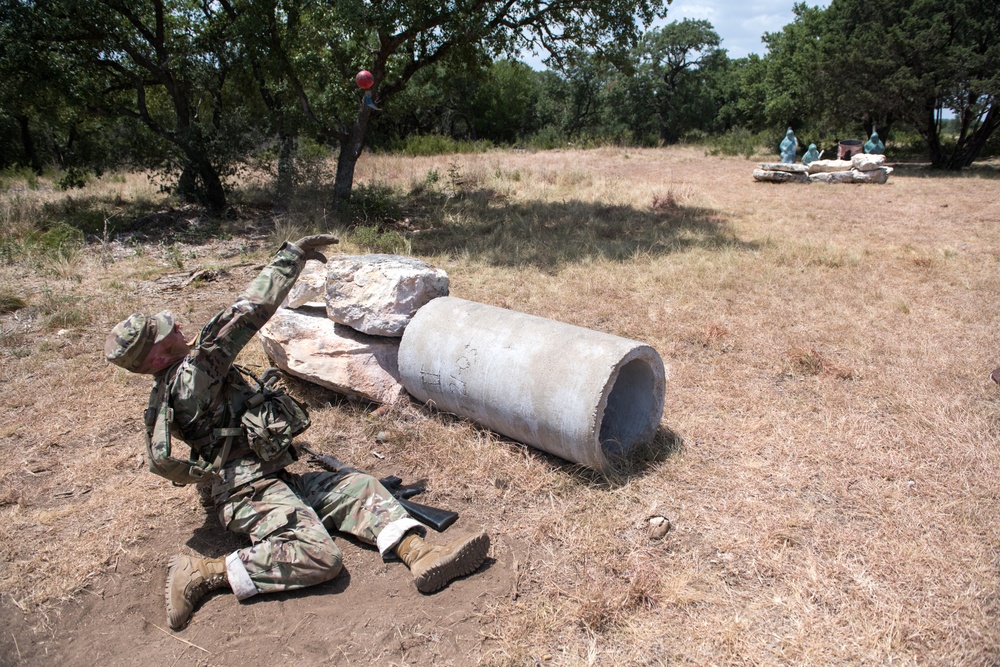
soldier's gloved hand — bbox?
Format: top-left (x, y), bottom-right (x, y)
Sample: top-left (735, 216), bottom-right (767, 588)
top-left (292, 234), bottom-right (340, 263)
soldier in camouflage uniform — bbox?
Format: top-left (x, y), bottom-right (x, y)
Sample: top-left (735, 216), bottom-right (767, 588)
top-left (105, 236), bottom-right (489, 629)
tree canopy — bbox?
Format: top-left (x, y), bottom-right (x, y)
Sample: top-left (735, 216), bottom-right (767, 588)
top-left (2, 0), bottom-right (998, 213)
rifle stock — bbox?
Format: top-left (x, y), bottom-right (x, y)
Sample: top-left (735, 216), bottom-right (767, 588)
top-left (395, 497), bottom-right (458, 532)
top-left (300, 445), bottom-right (458, 532)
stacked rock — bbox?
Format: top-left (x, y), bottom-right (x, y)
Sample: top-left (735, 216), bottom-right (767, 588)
top-left (754, 153), bottom-right (891, 184)
top-left (258, 254), bottom-right (449, 404)
top-left (753, 162), bottom-right (809, 183)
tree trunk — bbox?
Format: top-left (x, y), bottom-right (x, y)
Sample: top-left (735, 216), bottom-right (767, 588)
top-left (17, 114), bottom-right (42, 174)
top-left (952, 105), bottom-right (1000, 169)
top-left (923, 103), bottom-right (947, 169)
top-left (197, 158), bottom-right (227, 214)
top-left (926, 103), bottom-right (1000, 170)
top-left (332, 105), bottom-right (375, 204)
top-left (176, 165), bottom-right (199, 202)
top-left (176, 156), bottom-right (227, 213)
top-left (274, 132), bottom-right (295, 212)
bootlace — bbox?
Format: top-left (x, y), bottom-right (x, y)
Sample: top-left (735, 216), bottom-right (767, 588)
top-left (188, 572), bottom-right (227, 601)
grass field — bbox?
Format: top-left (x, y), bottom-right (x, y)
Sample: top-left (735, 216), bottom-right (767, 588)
top-left (1, 146), bottom-right (998, 665)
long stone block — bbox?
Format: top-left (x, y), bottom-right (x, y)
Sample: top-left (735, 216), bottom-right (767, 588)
top-left (807, 159), bottom-right (853, 174)
top-left (753, 169), bottom-right (809, 183)
top-left (757, 162), bottom-right (809, 173)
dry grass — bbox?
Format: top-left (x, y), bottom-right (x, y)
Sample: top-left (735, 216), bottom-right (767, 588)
top-left (1, 147), bottom-right (999, 665)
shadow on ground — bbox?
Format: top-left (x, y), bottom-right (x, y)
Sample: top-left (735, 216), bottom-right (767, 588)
top-left (406, 190), bottom-right (758, 270)
top-left (451, 417), bottom-right (683, 489)
top-left (57, 185), bottom-right (759, 271)
top-left (889, 161), bottom-right (1000, 179)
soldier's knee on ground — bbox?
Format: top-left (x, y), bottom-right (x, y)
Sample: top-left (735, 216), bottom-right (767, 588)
top-left (289, 532), bottom-right (343, 586)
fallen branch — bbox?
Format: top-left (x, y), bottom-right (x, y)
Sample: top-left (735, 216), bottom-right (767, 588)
top-left (147, 620), bottom-right (211, 654)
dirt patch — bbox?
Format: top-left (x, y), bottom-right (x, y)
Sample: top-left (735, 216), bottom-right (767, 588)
top-left (0, 481), bottom-right (520, 666)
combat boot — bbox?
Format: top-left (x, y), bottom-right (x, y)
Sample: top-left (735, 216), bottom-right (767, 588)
top-left (394, 531), bottom-right (489, 593)
top-left (165, 554), bottom-right (230, 629)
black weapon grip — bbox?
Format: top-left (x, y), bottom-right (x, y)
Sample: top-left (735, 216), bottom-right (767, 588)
top-left (396, 497), bottom-right (459, 532)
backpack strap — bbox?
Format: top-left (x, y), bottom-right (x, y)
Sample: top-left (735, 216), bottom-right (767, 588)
top-left (144, 370), bottom-right (215, 485)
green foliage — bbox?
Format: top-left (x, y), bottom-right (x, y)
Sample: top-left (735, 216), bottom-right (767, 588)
top-left (29, 222), bottom-right (85, 256)
top-left (0, 167), bottom-right (40, 191)
top-left (524, 126), bottom-right (572, 150)
top-left (467, 60), bottom-right (542, 143)
top-left (703, 128), bottom-right (771, 158)
top-left (57, 167), bottom-right (90, 191)
top-left (8, 0), bottom-right (996, 195)
top-left (395, 134), bottom-right (494, 156)
top-left (628, 20), bottom-right (727, 144)
top-left (0, 291), bottom-right (27, 314)
top-left (790, 0), bottom-right (1000, 168)
top-left (348, 225), bottom-right (407, 254)
top-left (760, 4), bottom-right (829, 132)
top-left (342, 183), bottom-right (402, 226)
top-left (164, 244), bottom-right (185, 270)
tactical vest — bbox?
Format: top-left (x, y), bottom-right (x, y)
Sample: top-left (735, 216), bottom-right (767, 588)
top-left (144, 365), bottom-right (310, 485)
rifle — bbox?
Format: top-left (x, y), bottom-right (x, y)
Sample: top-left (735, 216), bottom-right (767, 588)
top-left (299, 444), bottom-right (458, 532)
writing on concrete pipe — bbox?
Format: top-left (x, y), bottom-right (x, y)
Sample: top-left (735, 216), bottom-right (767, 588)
top-left (397, 297), bottom-right (666, 471)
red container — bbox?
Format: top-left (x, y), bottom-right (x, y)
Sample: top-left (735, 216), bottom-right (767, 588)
top-left (838, 140), bottom-right (863, 160)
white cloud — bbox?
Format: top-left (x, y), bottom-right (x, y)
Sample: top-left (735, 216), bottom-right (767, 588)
top-left (673, 3), bottom-right (717, 20)
top-left (664, 0), bottom-right (833, 58)
top-left (519, 0), bottom-right (833, 67)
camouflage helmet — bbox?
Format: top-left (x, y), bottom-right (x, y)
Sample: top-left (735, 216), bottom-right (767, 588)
top-left (105, 311), bottom-right (175, 371)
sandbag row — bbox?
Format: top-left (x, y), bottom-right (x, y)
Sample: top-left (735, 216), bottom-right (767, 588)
top-left (753, 153), bottom-right (892, 184)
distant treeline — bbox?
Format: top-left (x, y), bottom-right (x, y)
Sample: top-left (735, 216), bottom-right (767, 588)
top-left (1, 0), bottom-right (996, 211)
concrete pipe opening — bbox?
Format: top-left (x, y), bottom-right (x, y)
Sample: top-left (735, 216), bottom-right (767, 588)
top-left (599, 354), bottom-right (662, 461)
top-left (398, 297), bottom-right (666, 471)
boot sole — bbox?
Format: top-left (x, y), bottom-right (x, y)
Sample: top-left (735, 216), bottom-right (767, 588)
top-left (414, 532), bottom-right (490, 594)
top-left (165, 555), bottom-right (189, 629)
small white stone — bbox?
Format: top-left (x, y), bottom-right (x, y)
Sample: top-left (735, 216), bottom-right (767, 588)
top-left (284, 260), bottom-right (328, 309)
top-left (851, 153), bottom-right (887, 172)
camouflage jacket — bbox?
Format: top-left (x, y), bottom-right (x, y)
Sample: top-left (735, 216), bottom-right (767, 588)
top-left (145, 242), bottom-right (306, 494)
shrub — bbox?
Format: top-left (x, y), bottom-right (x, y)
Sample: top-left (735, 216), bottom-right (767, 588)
top-left (394, 134), bottom-right (494, 156)
top-left (523, 126), bottom-right (568, 150)
top-left (0, 291), bottom-right (27, 314)
top-left (343, 183), bottom-right (402, 225)
top-left (0, 166), bottom-right (40, 191)
top-left (57, 167), bottom-right (90, 190)
top-left (30, 222), bottom-right (85, 255)
top-left (704, 127), bottom-right (770, 158)
top-left (349, 225), bottom-right (407, 254)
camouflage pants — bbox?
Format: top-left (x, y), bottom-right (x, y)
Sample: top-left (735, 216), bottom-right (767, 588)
top-left (217, 469), bottom-right (416, 597)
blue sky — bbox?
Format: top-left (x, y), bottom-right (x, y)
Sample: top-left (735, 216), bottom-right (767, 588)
top-left (664, 0), bottom-right (832, 59)
top-left (521, 0), bottom-right (833, 67)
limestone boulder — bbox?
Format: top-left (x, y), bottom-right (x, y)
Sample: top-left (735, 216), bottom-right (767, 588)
top-left (284, 260), bottom-right (328, 309)
top-left (753, 169), bottom-right (809, 183)
top-left (325, 254), bottom-right (449, 337)
top-left (809, 171), bottom-right (857, 184)
top-left (258, 308), bottom-right (405, 405)
top-left (852, 166), bottom-right (892, 184)
top-left (807, 159), bottom-right (853, 174)
top-left (852, 154), bottom-right (887, 172)
top-left (757, 162), bottom-right (809, 173)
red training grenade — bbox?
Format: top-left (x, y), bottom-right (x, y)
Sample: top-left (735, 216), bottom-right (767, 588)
top-left (355, 70), bottom-right (374, 90)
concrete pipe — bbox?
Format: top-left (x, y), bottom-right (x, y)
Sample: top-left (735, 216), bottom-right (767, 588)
top-left (397, 297), bottom-right (666, 471)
